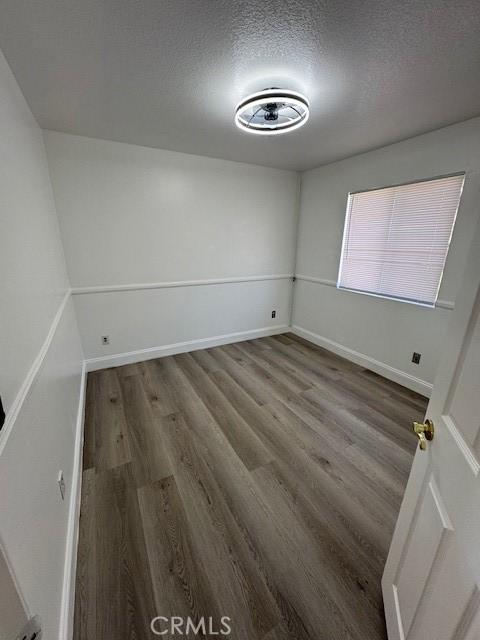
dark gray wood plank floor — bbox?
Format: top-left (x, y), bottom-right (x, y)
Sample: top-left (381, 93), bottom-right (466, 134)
top-left (74, 333), bottom-right (427, 640)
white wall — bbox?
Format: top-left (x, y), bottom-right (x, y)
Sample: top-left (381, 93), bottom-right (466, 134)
top-left (44, 132), bottom-right (299, 362)
top-left (1, 66), bottom-right (68, 410)
top-left (0, 49), bottom-right (83, 640)
top-left (293, 117), bottom-right (480, 393)
top-left (0, 544), bottom-right (27, 640)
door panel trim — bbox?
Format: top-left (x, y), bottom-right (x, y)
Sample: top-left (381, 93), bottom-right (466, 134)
top-left (443, 415), bottom-right (480, 477)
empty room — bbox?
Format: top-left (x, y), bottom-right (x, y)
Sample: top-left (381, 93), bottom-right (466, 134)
top-left (1, 2), bottom-right (480, 640)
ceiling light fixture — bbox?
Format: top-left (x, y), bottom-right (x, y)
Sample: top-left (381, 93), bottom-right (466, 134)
top-left (235, 88), bottom-right (309, 135)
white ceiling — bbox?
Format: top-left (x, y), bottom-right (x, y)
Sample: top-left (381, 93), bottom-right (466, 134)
top-left (1, 0), bottom-right (480, 171)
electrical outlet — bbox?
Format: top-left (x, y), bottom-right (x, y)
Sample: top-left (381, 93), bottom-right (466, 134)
top-left (15, 614), bottom-right (42, 640)
top-left (412, 352), bottom-right (421, 365)
top-left (101, 335), bottom-right (110, 345)
top-left (57, 470), bottom-right (65, 500)
top-left (271, 310), bottom-right (276, 319)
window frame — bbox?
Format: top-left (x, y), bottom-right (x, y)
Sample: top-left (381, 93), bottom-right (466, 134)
top-left (336, 172), bottom-right (465, 308)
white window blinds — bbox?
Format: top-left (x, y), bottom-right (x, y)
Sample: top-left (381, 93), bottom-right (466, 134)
top-left (337, 174), bottom-right (465, 306)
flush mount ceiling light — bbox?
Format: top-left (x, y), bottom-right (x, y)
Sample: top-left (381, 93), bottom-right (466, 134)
top-left (235, 88), bottom-right (309, 135)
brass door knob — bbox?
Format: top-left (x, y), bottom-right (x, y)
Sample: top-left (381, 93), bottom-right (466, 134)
top-left (412, 419), bottom-right (434, 450)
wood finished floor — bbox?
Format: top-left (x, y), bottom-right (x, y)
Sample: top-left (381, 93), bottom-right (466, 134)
top-left (74, 333), bottom-right (427, 640)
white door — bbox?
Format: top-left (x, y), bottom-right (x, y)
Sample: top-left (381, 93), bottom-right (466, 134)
top-left (382, 210), bottom-right (480, 640)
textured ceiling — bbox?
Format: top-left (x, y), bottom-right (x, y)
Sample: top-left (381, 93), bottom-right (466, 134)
top-left (1, 0), bottom-right (480, 170)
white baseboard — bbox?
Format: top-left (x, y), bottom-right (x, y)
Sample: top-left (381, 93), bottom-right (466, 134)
top-left (58, 362), bottom-right (87, 640)
top-left (291, 325), bottom-right (432, 397)
top-left (85, 325), bottom-right (289, 372)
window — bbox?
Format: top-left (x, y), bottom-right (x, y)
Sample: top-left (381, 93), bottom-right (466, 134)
top-left (337, 174), bottom-right (465, 306)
